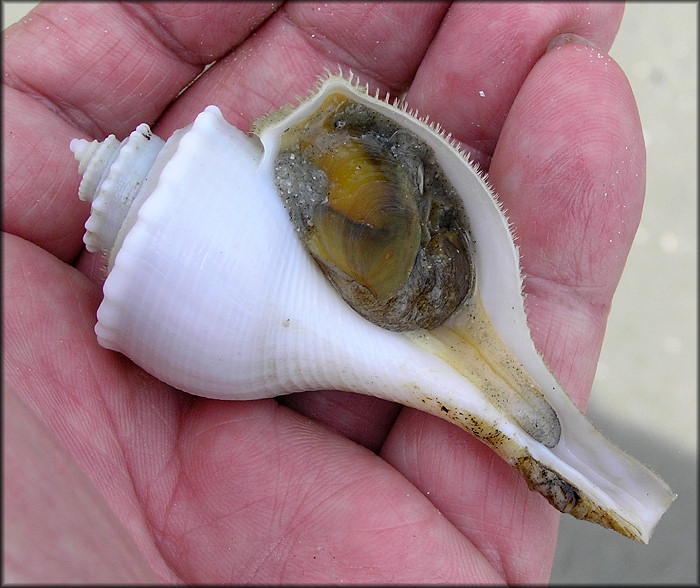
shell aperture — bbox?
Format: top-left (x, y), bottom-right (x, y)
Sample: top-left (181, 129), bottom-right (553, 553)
top-left (270, 88), bottom-right (561, 449)
top-left (70, 74), bottom-right (674, 543)
top-left (274, 92), bottom-right (474, 331)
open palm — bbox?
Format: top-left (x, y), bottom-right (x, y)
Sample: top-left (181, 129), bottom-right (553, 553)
top-left (4, 3), bottom-right (644, 583)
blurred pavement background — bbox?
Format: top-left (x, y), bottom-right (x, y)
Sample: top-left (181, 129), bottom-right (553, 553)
top-left (3, 2), bottom-right (697, 584)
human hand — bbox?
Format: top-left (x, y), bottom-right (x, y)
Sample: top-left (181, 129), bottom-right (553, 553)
top-left (3, 2), bottom-right (642, 583)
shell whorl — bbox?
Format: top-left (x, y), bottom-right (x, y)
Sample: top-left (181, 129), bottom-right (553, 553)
top-left (71, 123), bottom-right (165, 255)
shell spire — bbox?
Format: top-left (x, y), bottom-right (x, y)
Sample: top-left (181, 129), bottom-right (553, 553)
top-left (71, 124), bottom-right (165, 255)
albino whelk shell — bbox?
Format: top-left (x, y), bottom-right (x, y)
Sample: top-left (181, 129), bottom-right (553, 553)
top-left (70, 73), bottom-right (674, 543)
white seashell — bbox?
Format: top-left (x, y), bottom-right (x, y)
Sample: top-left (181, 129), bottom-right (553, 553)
top-left (70, 73), bottom-right (674, 543)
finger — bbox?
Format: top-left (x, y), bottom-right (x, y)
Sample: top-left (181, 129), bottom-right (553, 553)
top-left (277, 390), bottom-right (402, 453)
top-left (489, 41), bottom-right (646, 408)
top-left (3, 2), bottom-right (280, 137)
top-left (2, 2), bottom-right (279, 261)
top-left (405, 2), bottom-right (624, 165)
top-left (2, 89), bottom-right (92, 262)
top-left (153, 1), bottom-right (450, 132)
top-left (381, 39), bottom-right (644, 583)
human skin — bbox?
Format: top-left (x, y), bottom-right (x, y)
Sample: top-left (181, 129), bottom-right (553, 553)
top-left (3, 2), bottom-right (642, 583)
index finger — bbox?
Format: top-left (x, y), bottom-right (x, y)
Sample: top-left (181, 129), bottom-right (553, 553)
top-left (406, 2), bottom-right (624, 166)
top-left (4, 2), bottom-right (280, 136)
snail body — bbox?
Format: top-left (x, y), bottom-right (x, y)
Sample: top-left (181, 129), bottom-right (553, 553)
top-left (71, 74), bottom-right (674, 543)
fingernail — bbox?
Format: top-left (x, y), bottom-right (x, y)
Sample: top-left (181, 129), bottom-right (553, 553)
top-left (547, 33), bottom-right (600, 52)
